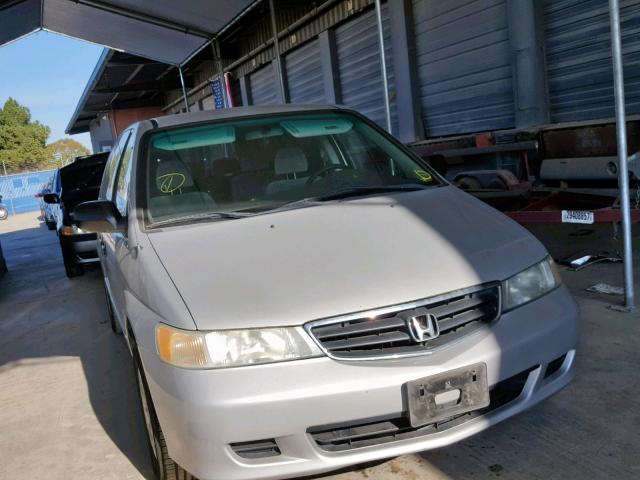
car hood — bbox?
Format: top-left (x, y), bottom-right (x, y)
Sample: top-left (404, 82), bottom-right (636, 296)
top-left (148, 186), bottom-right (547, 330)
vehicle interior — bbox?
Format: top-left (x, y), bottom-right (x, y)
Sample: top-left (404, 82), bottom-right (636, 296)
top-left (145, 113), bottom-right (437, 222)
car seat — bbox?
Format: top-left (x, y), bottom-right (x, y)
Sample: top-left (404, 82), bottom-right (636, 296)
top-left (265, 146), bottom-right (309, 197)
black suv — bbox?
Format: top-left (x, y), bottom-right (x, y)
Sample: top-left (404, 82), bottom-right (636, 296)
top-left (44, 152), bottom-right (109, 277)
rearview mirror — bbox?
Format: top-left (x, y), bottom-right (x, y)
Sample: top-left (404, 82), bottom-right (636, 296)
top-left (72, 200), bottom-right (124, 233)
top-left (43, 193), bottom-right (60, 204)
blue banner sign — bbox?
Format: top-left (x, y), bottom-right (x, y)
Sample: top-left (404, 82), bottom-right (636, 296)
top-left (211, 79), bottom-right (225, 109)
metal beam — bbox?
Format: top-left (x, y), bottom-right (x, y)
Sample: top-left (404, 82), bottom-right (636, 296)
top-left (389, 0), bottom-right (422, 142)
top-left (93, 86), bottom-right (167, 94)
top-left (178, 66), bottom-right (190, 112)
top-left (106, 58), bottom-right (163, 67)
top-left (374, 0), bottom-right (392, 133)
top-left (268, 0), bottom-right (287, 103)
top-left (608, 0), bottom-right (635, 311)
top-left (506, 0), bottom-right (550, 128)
top-left (319, 30), bottom-right (340, 104)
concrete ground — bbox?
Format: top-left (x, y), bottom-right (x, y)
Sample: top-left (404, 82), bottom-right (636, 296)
top-left (1, 212), bottom-right (639, 480)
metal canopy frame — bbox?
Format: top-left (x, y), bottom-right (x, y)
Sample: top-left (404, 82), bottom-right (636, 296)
top-left (374, 0), bottom-right (392, 133)
top-left (0, 0), bottom-right (257, 65)
top-left (608, 0), bottom-right (635, 311)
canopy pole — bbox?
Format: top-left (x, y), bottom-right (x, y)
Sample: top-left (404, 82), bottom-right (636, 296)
top-left (609, 0), bottom-right (635, 311)
top-left (178, 66), bottom-right (190, 112)
top-left (268, 0), bottom-right (287, 103)
top-left (374, 0), bottom-right (392, 133)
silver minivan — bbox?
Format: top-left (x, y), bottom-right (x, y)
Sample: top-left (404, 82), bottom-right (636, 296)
top-left (73, 105), bottom-right (578, 480)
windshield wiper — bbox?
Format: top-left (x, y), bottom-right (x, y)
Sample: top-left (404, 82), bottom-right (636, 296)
top-left (148, 211), bottom-right (253, 229)
top-left (312, 184), bottom-right (429, 202)
top-left (263, 184), bottom-right (430, 214)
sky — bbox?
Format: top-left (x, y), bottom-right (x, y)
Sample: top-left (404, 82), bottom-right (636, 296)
top-left (0, 31), bottom-right (102, 151)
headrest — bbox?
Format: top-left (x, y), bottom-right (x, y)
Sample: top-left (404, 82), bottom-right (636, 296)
top-left (154, 158), bottom-right (194, 194)
top-left (274, 147), bottom-right (308, 175)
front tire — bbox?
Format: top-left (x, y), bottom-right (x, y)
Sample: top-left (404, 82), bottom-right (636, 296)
top-left (0, 207), bottom-right (8, 221)
top-left (60, 237), bottom-right (84, 278)
top-left (133, 349), bottom-right (195, 480)
top-left (63, 256), bottom-right (84, 278)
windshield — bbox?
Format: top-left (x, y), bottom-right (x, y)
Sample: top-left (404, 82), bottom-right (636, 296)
top-left (143, 111), bottom-right (440, 225)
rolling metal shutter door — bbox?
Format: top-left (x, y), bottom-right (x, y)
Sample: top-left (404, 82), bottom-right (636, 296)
top-left (335, 6), bottom-right (398, 134)
top-left (250, 64), bottom-right (278, 105)
top-left (544, 0), bottom-right (640, 123)
top-left (231, 78), bottom-right (243, 107)
top-left (412, 0), bottom-right (514, 136)
top-left (285, 39), bottom-right (325, 104)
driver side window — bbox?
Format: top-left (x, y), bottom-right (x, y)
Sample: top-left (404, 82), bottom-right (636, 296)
top-left (101, 131), bottom-right (131, 201)
top-left (114, 129), bottom-right (136, 217)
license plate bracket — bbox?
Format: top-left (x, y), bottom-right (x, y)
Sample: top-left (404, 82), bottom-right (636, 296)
top-left (405, 363), bottom-right (489, 428)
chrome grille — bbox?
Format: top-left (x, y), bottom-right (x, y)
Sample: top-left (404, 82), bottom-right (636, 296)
top-left (306, 285), bottom-right (500, 360)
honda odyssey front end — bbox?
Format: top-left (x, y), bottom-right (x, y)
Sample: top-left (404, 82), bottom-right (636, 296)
top-left (74, 106), bottom-right (579, 480)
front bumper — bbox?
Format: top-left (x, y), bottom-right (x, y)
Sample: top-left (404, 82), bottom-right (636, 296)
top-left (139, 285), bottom-right (579, 480)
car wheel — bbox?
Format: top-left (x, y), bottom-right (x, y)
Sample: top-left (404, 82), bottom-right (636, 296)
top-left (104, 286), bottom-right (122, 334)
top-left (133, 351), bottom-right (195, 480)
top-left (63, 257), bottom-right (84, 278)
top-left (60, 238), bottom-right (84, 278)
top-left (46, 221), bottom-right (56, 230)
top-left (0, 207), bottom-right (8, 221)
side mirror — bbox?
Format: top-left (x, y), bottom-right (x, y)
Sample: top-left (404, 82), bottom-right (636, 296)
top-left (43, 193), bottom-right (60, 204)
top-left (426, 155), bottom-right (448, 176)
top-left (72, 200), bottom-right (124, 233)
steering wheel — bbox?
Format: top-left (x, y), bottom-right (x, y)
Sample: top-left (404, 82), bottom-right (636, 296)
top-left (305, 165), bottom-right (350, 185)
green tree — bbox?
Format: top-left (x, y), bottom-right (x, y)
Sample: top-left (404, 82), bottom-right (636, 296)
top-left (0, 98), bottom-right (50, 173)
top-left (46, 138), bottom-right (91, 167)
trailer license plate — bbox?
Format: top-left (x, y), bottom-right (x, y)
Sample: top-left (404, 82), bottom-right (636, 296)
top-left (405, 363), bottom-right (489, 428)
top-left (562, 210), bottom-right (594, 224)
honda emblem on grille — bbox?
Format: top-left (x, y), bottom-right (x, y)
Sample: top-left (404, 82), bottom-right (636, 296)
top-left (404, 309), bottom-right (440, 343)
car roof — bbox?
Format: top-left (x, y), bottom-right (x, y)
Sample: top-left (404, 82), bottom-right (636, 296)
top-left (148, 104), bottom-right (347, 129)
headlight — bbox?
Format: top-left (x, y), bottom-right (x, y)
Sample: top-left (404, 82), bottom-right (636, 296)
top-left (156, 324), bottom-right (323, 369)
top-left (502, 256), bottom-right (562, 312)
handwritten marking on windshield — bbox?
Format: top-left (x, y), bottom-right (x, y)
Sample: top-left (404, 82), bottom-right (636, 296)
top-left (158, 173), bottom-right (186, 194)
top-left (414, 170), bottom-right (433, 183)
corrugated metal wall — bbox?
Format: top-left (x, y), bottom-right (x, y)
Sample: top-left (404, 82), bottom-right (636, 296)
top-left (412, 0), bottom-right (514, 136)
top-left (285, 39), bottom-right (326, 104)
top-left (165, 0), bottom-right (640, 141)
top-left (249, 63), bottom-right (278, 105)
top-left (544, 0), bottom-right (640, 123)
top-left (335, 5), bottom-right (398, 134)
